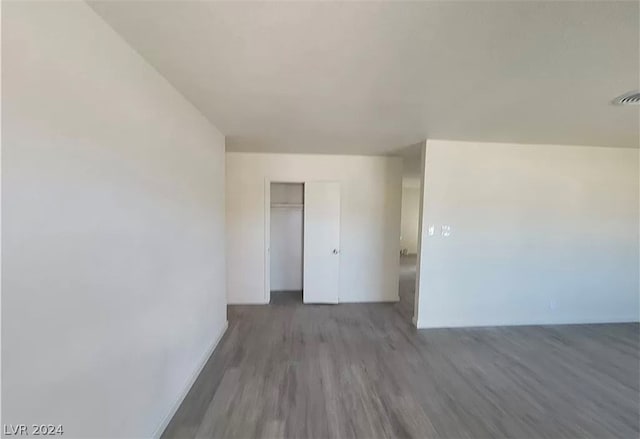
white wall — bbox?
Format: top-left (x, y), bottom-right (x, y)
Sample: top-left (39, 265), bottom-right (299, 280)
top-left (3, 3), bottom-right (227, 438)
top-left (400, 179), bottom-right (420, 254)
top-left (415, 139), bottom-right (640, 328)
top-left (270, 208), bottom-right (303, 291)
top-left (270, 183), bottom-right (304, 291)
top-left (227, 153), bottom-right (402, 304)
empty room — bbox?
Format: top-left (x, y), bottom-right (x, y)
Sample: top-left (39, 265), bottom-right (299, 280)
top-left (2, 1), bottom-right (639, 438)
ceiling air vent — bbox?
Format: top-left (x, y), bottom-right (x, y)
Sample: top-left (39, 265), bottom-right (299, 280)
top-left (612, 91), bottom-right (640, 106)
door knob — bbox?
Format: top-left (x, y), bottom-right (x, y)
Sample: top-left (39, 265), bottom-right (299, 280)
top-left (332, 249), bottom-right (339, 255)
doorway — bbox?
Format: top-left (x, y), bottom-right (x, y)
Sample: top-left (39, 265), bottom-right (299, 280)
top-left (398, 177), bottom-right (420, 319)
top-left (266, 180), bottom-right (341, 305)
top-left (269, 182), bottom-right (304, 304)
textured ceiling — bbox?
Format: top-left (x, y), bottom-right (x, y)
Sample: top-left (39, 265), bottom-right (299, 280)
top-left (90, 1), bottom-right (639, 154)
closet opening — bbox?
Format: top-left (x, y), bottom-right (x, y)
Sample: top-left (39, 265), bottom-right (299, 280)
top-left (269, 182), bottom-right (304, 305)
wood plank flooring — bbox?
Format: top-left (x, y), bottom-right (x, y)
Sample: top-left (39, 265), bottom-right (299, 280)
top-left (162, 256), bottom-right (639, 438)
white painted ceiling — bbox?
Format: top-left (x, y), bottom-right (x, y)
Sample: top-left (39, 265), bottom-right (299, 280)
top-left (89, 1), bottom-right (639, 155)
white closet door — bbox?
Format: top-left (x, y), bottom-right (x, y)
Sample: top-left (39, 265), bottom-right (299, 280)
top-left (303, 181), bottom-right (341, 304)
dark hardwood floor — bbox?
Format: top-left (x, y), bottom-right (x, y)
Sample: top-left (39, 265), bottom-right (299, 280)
top-left (162, 256), bottom-right (639, 438)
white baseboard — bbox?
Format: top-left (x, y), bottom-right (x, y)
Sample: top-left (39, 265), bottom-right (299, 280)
top-left (412, 316), bottom-right (639, 330)
top-left (152, 320), bottom-right (229, 439)
top-left (227, 301), bottom-right (269, 305)
top-left (336, 296), bottom-right (400, 304)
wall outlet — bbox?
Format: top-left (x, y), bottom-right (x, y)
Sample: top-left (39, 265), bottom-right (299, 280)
top-left (549, 300), bottom-right (556, 311)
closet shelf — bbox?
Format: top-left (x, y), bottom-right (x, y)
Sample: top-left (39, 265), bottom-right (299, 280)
top-left (271, 203), bottom-right (304, 208)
